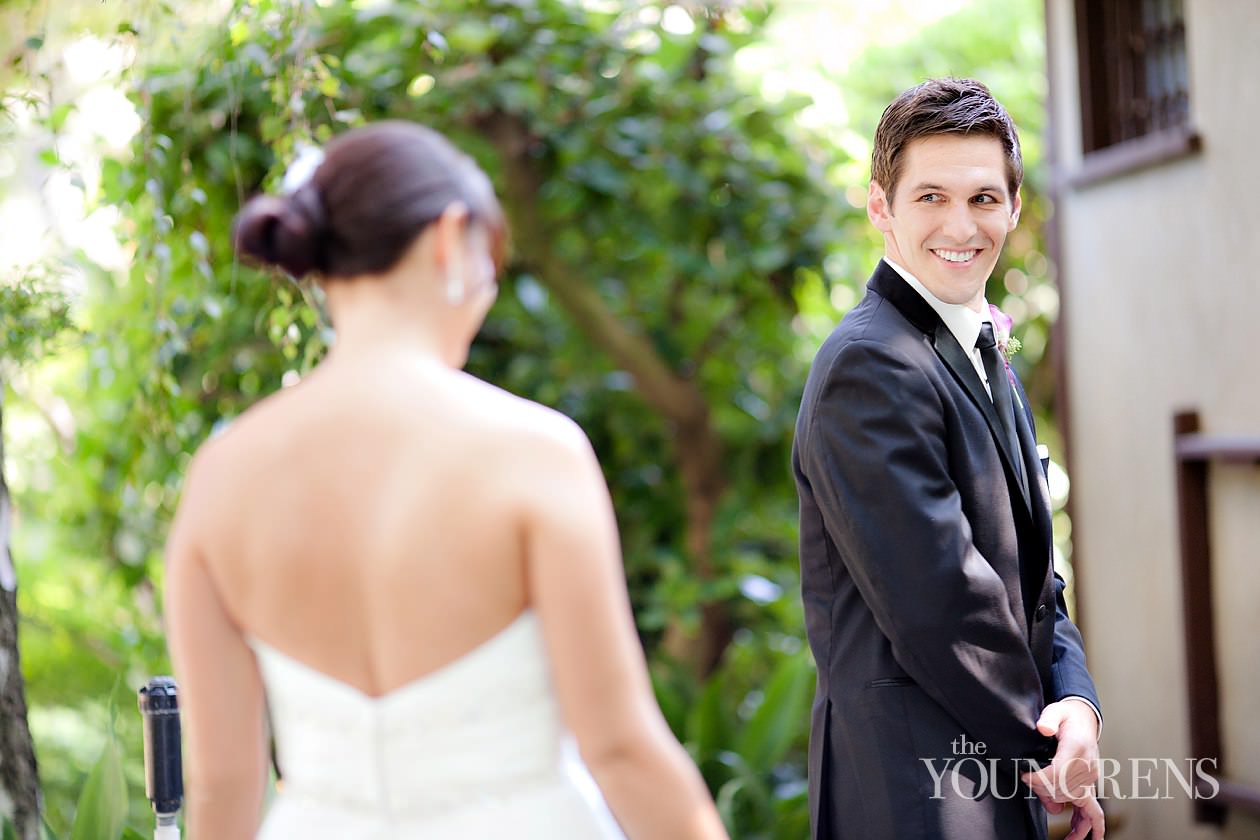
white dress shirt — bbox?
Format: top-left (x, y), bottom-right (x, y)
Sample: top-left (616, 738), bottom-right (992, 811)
top-left (883, 257), bottom-right (996, 397)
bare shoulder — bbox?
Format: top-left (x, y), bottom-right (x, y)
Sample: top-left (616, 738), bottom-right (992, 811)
top-left (453, 372), bottom-right (594, 463)
top-left (170, 388), bottom-right (298, 524)
top-left (179, 400), bottom-right (268, 485)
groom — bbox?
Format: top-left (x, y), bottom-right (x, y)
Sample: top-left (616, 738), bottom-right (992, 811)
top-left (792, 78), bottom-right (1104, 840)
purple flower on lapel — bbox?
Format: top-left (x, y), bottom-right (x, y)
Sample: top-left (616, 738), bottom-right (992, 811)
top-left (988, 303), bottom-right (1023, 394)
top-left (987, 304), bottom-right (1022, 364)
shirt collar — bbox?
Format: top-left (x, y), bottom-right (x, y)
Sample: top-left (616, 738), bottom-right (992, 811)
top-left (882, 257), bottom-right (990, 353)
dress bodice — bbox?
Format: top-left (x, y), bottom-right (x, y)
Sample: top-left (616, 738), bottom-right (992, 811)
top-left (249, 610), bottom-right (624, 838)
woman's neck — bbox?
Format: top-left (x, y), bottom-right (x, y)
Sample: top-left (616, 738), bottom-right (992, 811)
top-left (321, 277), bottom-right (469, 368)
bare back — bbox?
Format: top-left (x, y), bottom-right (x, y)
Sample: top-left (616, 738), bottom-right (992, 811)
top-left (169, 349), bottom-right (726, 840)
top-left (187, 351), bottom-right (556, 696)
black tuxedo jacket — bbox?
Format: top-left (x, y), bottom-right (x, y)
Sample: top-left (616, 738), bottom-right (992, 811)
top-left (792, 261), bottom-right (1099, 840)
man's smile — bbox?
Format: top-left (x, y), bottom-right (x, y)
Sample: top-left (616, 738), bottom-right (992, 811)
top-left (931, 248), bottom-right (980, 265)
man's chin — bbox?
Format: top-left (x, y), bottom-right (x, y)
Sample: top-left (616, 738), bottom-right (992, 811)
top-left (924, 277), bottom-right (987, 308)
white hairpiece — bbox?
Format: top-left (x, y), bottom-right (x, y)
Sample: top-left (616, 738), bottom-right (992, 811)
top-left (281, 143), bottom-right (326, 194)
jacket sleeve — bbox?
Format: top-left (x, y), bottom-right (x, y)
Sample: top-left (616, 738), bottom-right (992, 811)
top-left (798, 337), bottom-right (1054, 761)
top-left (1050, 573), bottom-right (1102, 720)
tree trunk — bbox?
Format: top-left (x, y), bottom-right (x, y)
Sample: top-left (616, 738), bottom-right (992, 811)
top-left (666, 414), bottom-right (734, 675)
top-left (483, 111), bottom-right (734, 678)
top-left (0, 381), bottom-right (42, 840)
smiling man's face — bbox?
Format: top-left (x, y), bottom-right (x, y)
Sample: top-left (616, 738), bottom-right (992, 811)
top-left (867, 134), bottom-right (1021, 312)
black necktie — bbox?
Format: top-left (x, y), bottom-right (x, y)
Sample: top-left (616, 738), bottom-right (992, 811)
top-left (977, 323), bottom-right (1026, 496)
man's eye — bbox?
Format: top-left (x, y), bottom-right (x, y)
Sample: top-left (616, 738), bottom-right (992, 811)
top-left (973, 194), bottom-right (998, 204)
top-left (919, 193), bottom-right (941, 203)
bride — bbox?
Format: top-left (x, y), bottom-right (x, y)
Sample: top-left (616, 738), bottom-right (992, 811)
top-left (164, 120), bottom-right (728, 839)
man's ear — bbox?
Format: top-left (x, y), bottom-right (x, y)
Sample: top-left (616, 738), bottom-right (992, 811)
top-left (868, 181), bottom-right (894, 232)
top-left (1008, 189), bottom-right (1022, 231)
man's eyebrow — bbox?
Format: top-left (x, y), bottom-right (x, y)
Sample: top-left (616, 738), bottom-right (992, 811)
top-left (908, 181), bottom-right (1006, 195)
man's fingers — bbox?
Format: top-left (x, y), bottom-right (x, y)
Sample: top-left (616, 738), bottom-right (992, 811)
top-left (1037, 702), bottom-right (1067, 737)
top-left (1063, 797), bottom-right (1106, 840)
top-left (1023, 769), bottom-right (1057, 794)
top-left (1025, 754), bottom-right (1100, 803)
top-left (1024, 768), bottom-right (1102, 809)
top-left (1041, 794), bottom-right (1065, 815)
top-left (1064, 759), bottom-right (1100, 794)
top-left (1086, 797), bottom-right (1106, 839)
top-left (1024, 774), bottom-right (1072, 808)
top-left (1065, 807), bottom-right (1090, 840)
top-left (1021, 770), bottom-right (1052, 798)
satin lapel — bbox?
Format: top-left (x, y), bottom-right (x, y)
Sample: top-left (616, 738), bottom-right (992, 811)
top-left (932, 324), bottom-right (1032, 515)
top-left (1011, 373), bottom-right (1053, 571)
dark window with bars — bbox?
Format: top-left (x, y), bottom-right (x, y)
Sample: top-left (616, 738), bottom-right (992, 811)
top-left (1074, 0), bottom-right (1190, 154)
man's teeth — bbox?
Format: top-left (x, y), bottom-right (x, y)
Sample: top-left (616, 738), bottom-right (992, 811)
top-left (933, 249), bottom-right (977, 263)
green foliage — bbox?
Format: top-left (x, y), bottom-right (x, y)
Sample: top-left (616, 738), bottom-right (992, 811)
top-left (34, 0), bottom-right (853, 692)
top-left (68, 726), bottom-right (128, 840)
top-left (1, 728), bottom-right (136, 840)
top-left (0, 274), bottom-right (74, 367)
top-left (7, 0), bottom-right (1062, 836)
top-left (16, 1), bottom-right (847, 833)
top-left (657, 648), bottom-right (813, 837)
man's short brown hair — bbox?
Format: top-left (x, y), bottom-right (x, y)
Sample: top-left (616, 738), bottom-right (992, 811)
top-left (871, 78), bottom-right (1023, 205)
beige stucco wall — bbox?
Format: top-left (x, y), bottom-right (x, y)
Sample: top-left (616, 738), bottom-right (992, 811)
top-left (1047, 1), bottom-right (1260, 838)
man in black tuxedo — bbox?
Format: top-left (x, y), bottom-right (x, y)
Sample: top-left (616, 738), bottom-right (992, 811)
top-left (793, 78), bottom-right (1104, 840)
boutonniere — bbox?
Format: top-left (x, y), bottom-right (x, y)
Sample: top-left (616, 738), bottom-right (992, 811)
top-left (988, 304), bottom-right (1022, 363)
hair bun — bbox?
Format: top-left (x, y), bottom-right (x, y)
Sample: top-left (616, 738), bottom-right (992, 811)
top-left (233, 186), bottom-right (327, 277)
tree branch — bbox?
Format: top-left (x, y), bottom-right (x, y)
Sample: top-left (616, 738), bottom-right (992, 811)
top-left (481, 111), bottom-right (709, 432)
top-left (480, 109), bottom-right (735, 673)
top-left (692, 296), bottom-right (750, 369)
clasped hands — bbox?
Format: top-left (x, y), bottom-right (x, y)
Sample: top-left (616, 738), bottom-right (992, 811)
top-left (1020, 699), bottom-right (1106, 840)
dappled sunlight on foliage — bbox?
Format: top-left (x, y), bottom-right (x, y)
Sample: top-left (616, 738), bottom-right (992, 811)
top-left (3, 0), bottom-right (1058, 835)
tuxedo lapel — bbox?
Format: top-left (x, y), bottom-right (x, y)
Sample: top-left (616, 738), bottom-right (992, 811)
top-left (867, 263), bottom-right (1032, 515)
top-left (1011, 374), bottom-right (1053, 584)
top-left (932, 325), bottom-right (1032, 513)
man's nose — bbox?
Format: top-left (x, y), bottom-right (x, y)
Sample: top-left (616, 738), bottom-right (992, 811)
top-left (940, 203), bottom-right (978, 242)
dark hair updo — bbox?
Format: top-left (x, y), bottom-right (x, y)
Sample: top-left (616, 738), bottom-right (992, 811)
top-left (234, 121), bottom-right (507, 279)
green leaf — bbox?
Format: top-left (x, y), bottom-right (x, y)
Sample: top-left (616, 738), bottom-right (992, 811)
top-left (50, 103), bottom-right (74, 132)
top-left (684, 669), bottom-right (731, 762)
top-left (735, 652), bottom-right (813, 771)
top-left (69, 736), bottom-right (128, 840)
top-left (317, 75), bottom-right (341, 98)
top-left (771, 789), bottom-right (812, 840)
top-left (715, 776), bottom-right (748, 829)
top-left (3, 816), bottom-right (18, 840)
top-left (446, 19), bottom-right (497, 52)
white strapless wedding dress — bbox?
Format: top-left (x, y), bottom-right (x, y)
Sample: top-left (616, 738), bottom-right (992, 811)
top-left (248, 610), bottom-right (626, 838)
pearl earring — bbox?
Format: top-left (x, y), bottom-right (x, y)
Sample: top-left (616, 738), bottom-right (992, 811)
top-left (445, 269), bottom-right (464, 305)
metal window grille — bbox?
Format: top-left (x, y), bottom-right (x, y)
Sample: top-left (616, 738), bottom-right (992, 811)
top-left (1075, 0), bottom-right (1190, 153)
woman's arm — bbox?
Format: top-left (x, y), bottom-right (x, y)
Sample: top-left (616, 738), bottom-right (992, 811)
top-left (523, 418), bottom-right (727, 840)
top-left (164, 456), bottom-right (268, 839)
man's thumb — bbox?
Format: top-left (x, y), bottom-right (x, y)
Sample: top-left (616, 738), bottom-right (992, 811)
top-left (1036, 704), bottom-right (1066, 737)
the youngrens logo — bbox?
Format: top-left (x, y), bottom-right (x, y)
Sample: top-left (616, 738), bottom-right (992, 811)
top-left (921, 736), bottom-right (1221, 801)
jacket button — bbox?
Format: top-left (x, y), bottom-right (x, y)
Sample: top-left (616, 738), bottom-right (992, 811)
top-left (1035, 603), bottom-right (1049, 622)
